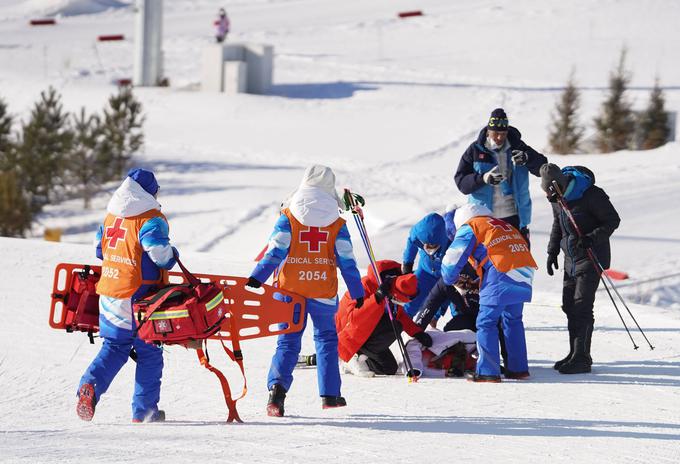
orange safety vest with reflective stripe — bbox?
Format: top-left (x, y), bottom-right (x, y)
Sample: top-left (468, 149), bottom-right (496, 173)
top-left (276, 208), bottom-right (344, 298)
top-left (96, 210), bottom-right (168, 299)
top-left (466, 216), bottom-right (537, 279)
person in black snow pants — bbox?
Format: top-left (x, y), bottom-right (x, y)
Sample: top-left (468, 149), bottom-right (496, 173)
top-left (454, 108), bottom-right (547, 245)
top-left (541, 163), bottom-right (620, 374)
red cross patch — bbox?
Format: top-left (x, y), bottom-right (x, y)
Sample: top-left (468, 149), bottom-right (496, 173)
top-left (487, 218), bottom-right (514, 232)
top-left (299, 226), bottom-right (329, 253)
top-left (105, 217), bottom-right (128, 249)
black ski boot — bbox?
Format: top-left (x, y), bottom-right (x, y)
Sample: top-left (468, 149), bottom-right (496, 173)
top-left (554, 330), bottom-right (575, 370)
top-left (267, 384), bottom-right (287, 417)
top-left (585, 324), bottom-right (593, 366)
top-left (321, 395), bottom-right (347, 409)
top-left (559, 326), bottom-right (593, 374)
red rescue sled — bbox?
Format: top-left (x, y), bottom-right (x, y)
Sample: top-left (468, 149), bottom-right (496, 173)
top-left (49, 262), bottom-right (305, 341)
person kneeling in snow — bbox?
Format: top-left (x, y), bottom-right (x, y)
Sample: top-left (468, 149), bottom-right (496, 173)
top-left (401, 209), bottom-right (456, 318)
top-left (336, 260), bottom-right (433, 377)
top-left (76, 169), bottom-right (178, 423)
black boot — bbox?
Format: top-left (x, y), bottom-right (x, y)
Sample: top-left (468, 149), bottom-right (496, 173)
top-left (553, 330), bottom-right (575, 370)
top-left (585, 324), bottom-right (593, 366)
top-left (559, 326), bottom-right (592, 374)
top-left (267, 384), bottom-right (286, 417)
top-left (321, 396), bottom-right (347, 409)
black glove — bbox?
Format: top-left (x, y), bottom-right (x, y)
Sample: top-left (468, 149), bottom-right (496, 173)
top-left (354, 297), bottom-right (364, 309)
top-left (520, 227), bottom-right (530, 244)
top-left (375, 278), bottom-right (394, 303)
top-left (511, 150), bottom-right (528, 166)
top-left (576, 235), bottom-right (594, 250)
top-left (401, 262), bottom-right (414, 275)
top-left (413, 331), bottom-right (433, 348)
top-left (482, 166), bottom-right (504, 185)
top-left (246, 276), bottom-right (262, 288)
top-left (462, 292), bottom-right (480, 314)
top-left (546, 254), bottom-right (559, 276)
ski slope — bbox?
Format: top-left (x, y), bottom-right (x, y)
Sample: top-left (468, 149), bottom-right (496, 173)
top-left (0, 0), bottom-right (679, 462)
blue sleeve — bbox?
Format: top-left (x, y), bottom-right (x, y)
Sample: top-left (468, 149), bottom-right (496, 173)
top-left (441, 225), bottom-right (477, 285)
top-left (402, 226), bottom-right (420, 265)
top-left (139, 216), bottom-right (176, 269)
top-left (334, 224), bottom-right (364, 299)
top-left (95, 225), bottom-right (103, 260)
top-left (251, 214), bottom-right (291, 283)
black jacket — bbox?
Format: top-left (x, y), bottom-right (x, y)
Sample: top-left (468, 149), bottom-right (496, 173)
top-left (547, 170), bottom-right (620, 276)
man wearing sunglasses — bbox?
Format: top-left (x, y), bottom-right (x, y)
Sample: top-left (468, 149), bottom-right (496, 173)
top-left (454, 108), bottom-right (547, 245)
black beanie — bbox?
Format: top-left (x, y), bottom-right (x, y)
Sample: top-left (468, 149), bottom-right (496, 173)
top-left (540, 163), bottom-right (569, 194)
top-left (487, 108), bottom-right (509, 132)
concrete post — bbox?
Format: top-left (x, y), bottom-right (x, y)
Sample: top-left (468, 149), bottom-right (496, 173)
top-left (133, 0), bottom-right (163, 86)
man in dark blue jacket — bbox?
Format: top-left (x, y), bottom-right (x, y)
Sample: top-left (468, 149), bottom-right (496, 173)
top-left (454, 108), bottom-right (547, 242)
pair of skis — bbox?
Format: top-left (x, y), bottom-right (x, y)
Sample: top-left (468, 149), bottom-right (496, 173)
top-left (343, 189), bottom-right (421, 382)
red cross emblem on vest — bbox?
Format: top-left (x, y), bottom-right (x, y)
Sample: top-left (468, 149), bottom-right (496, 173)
top-left (105, 217), bottom-right (128, 249)
top-left (487, 217), bottom-right (514, 232)
top-left (300, 226), bottom-right (329, 253)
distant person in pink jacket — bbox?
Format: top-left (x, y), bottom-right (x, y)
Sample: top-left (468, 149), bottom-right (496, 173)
top-left (214, 8), bottom-right (230, 43)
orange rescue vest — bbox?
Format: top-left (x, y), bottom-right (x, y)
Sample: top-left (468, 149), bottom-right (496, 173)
top-left (276, 208), bottom-right (344, 299)
top-left (466, 216), bottom-right (537, 280)
top-left (96, 210), bottom-right (168, 299)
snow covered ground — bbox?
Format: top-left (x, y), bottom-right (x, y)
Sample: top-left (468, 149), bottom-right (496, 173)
top-left (1, 0), bottom-right (679, 462)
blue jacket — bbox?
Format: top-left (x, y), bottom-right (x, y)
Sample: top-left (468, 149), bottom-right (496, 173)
top-left (441, 223), bottom-right (534, 306)
top-left (250, 214), bottom-right (364, 305)
top-left (402, 213), bottom-right (451, 278)
top-left (454, 127), bottom-right (547, 228)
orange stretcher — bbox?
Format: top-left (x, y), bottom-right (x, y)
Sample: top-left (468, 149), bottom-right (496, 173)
top-left (49, 262), bottom-right (306, 422)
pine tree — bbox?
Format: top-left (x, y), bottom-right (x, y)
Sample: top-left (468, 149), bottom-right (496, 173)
top-left (16, 87), bottom-right (73, 212)
top-left (100, 85), bottom-right (145, 180)
top-left (68, 108), bottom-right (106, 209)
top-left (594, 49), bottom-right (635, 153)
top-left (548, 72), bottom-right (584, 154)
top-left (0, 97), bottom-right (32, 236)
top-left (638, 78), bottom-right (669, 150)
top-left (0, 170), bottom-right (32, 237)
top-left (0, 97), bottom-right (14, 171)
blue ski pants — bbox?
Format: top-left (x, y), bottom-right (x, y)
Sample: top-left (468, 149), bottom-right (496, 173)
top-left (78, 335), bottom-right (163, 421)
top-left (475, 302), bottom-right (528, 376)
top-left (267, 298), bottom-right (341, 396)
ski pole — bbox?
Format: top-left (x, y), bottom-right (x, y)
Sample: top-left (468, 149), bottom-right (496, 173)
top-left (551, 181), bottom-right (654, 350)
top-left (592, 255), bottom-right (654, 350)
top-left (343, 189), bottom-right (420, 381)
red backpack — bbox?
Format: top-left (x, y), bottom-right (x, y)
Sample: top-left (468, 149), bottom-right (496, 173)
top-left (134, 258), bottom-right (227, 345)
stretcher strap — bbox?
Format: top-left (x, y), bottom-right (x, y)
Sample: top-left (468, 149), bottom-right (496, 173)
top-left (196, 343), bottom-right (246, 423)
